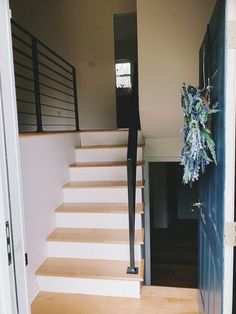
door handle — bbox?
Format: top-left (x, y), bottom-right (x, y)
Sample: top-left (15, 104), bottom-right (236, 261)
top-left (192, 202), bottom-right (206, 224)
top-left (193, 202), bottom-right (203, 209)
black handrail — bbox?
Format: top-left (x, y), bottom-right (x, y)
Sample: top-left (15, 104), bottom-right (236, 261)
top-left (127, 63), bottom-right (140, 274)
top-left (11, 20), bottom-right (79, 133)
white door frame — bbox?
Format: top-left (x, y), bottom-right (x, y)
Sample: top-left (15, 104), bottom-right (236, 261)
top-left (0, 105), bottom-right (17, 314)
top-left (0, 0), bottom-right (30, 313)
top-left (224, 1), bottom-right (236, 313)
top-left (143, 156), bottom-right (181, 285)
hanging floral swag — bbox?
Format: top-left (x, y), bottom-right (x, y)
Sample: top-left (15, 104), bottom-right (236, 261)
top-left (181, 84), bottom-right (218, 185)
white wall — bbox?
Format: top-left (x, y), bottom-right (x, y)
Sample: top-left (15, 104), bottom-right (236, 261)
top-left (10, 0), bottom-right (136, 130)
top-left (144, 137), bottom-right (182, 161)
top-left (19, 133), bottom-right (80, 303)
top-left (137, 0), bottom-right (216, 145)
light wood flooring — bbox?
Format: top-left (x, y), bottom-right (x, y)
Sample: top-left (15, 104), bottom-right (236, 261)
top-left (32, 286), bottom-right (199, 314)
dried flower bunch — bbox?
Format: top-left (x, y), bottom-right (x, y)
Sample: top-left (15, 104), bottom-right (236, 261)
top-left (181, 84), bottom-right (218, 185)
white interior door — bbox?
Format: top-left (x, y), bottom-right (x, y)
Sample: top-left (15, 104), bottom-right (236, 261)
top-left (0, 1), bottom-right (30, 313)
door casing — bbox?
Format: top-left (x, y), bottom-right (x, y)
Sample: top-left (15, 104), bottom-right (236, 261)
top-left (144, 157), bottom-right (181, 285)
top-left (223, 0), bottom-right (236, 313)
top-left (0, 0), bottom-right (30, 313)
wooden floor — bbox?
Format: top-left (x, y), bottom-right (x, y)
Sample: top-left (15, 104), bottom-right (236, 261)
top-left (32, 286), bottom-right (199, 314)
top-left (151, 221), bottom-right (198, 288)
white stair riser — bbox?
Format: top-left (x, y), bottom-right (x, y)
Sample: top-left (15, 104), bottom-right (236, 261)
top-left (63, 187), bottom-right (143, 203)
top-left (76, 147), bottom-right (143, 162)
top-left (69, 166), bottom-right (142, 182)
top-left (37, 276), bottom-right (141, 298)
top-left (80, 131), bottom-right (144, 146)
top-left (47, 242), bottom-right (142, 261)
top-left (56, 212), bottom-right (142, 229)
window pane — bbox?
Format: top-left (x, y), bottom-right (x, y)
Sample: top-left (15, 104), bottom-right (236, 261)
top-left (116, 76), bottom-right (131, 88)
top-left (116, 62), bottom-right (131, 76)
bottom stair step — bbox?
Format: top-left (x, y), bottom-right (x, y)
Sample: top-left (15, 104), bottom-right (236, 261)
top-left (36, 258), bottom-right (144, 298)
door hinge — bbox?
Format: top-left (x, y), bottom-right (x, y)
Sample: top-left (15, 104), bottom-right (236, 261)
top-left (5, 221), bottom-right (12, 265)
top-left (25, 253), bottom-right (28, 266)
top-left (224, 222), bottom-right (236, 246)
top-left (228, 21), bottom-right (236, 49)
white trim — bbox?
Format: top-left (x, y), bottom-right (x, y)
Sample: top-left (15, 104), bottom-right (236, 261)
top-left (47, 242), bottom-right (142, 260)
top-left (37, 276), bottom-right (141, 298)
top-left (0, 191), bottom-right (16, 314)
top-left (0, 74), bottom-right (17, 314)
top-left (143, 156), bottom-right (181, 285)
top-left (223, 1), bottom-right (236, 313)
top-left (0, 0), bottom-right (30, 313)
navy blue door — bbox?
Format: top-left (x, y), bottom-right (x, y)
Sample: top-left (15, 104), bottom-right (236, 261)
top-left (198, 1), bottom-right (226, 313)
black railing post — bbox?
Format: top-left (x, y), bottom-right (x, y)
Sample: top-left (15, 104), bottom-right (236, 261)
top-left (127, 62), bottom-right (139, 275)
top-left (72, 67), bottom-right (79, 131)
top-left (127, 158), bottom-right (138, 274)
top-left (31, 37), bottom-right (42, 132)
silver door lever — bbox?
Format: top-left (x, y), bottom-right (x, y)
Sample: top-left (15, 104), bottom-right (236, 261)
top-left (193, 202), bottom-right (203, 209)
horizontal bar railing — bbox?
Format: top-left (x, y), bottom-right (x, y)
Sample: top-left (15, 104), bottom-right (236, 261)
top-left (11, 19), bottom-right (79, 133)
top-left (127, 62), bottom-right (140, 275)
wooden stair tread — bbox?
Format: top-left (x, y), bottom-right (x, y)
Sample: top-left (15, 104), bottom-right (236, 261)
top-left (36, 257), bottom-right (144, 281)
top-left (80, 129), bottom-right (128, 133)
top-left (76, 144), bottom-right (144, 150)
top-left (63, 181), bottom-right (144, 189)
top-left (55, 203), bottom-right (144, 214)
top-left (47, 228), bottom-right (144, 244)
top-left (70, 161), bottom-right (144, 168)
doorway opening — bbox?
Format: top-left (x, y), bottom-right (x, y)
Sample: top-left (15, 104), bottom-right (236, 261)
top-left (113, 13), bottom-right (139, 129)
top-left (149, 162), bottom-right (199, 288)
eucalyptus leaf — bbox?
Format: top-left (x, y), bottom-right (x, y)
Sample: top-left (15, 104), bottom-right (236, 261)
top-left (181, 84), bottom-right (218, 185)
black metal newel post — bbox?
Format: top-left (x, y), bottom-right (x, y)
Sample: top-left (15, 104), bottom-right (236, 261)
top-left (72, 67), bottom-right (79, 131)
top-left (127, 158), bottom-right (138, 274)
top-left (127, 62), bottom-right (139, 275)
top-left (31, 37), bottom-right (42, 132)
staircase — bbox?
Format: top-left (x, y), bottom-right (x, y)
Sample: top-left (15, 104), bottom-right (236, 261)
top-left (35, 130), bottom-right (145, 298)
